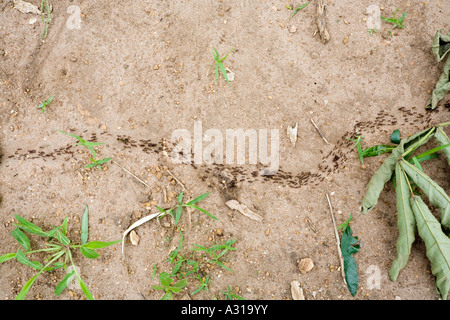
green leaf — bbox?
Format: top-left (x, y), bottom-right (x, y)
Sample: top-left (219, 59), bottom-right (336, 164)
top-left (389, 164), bottom-right (416, 281)
top-left (159, 271), bottom-right (173, 287)
top-left (390, 129), bottom-right (401, 144)
top-left (361, 145), bottom-right (396, 158)
top-left (218, 61), bottom-right (230, 86)
top-left (58, 130), bottom-right (86, 143)
top-left (414, 142), bottom-right (450, 163)
top-left (176, 192), bottom-right (184, 204)
top-left (400, 159), bottom-right (450, 229)
top-left (11, 227), bottom-right (31, 252)
top-left (80, 247), bottom-right (100, 259)
top-left (410, 195), bottom-right (450, 300)
top-left (185, 204), bottom-right (218, 220)
top-left (54, 270), bottom-right (76, 296)
top-left (175, 206), bottom-right (182, 225)
top-left (218, 48), bottom-right (234, 62)
top-left (291, 1), bottom-right (310, 18)
top-left (14, 215), bottom-right (48, 237)
top-left (78, 275), bottom-right (94, 300)
top-left (62, 216), bottom-right (68, 236)
top-left (56, 230), bottom-right (70, 246)
top-left (186, 193), bottom-right (210, 205)
top-left (82, 240), bottom-right (122, 249)
top-left (434, 127), bottom-right (450, 165)
top-left (81, 204), bottom-right (89, 245)
top-left (340, 225), bottom-right (360, 296)
top-left (16, 249), bottom-right (43, 271)
top-left (0, 252), bottom-right (16, 264)
top-left (337, 213), bottom-right (353, 230)
top-left (15, 273), bottom-right (40, 300)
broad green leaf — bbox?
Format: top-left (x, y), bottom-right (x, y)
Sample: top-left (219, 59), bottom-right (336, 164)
top-left (78, 275), bottom-right (94, 300)
top-left (390, 129), bottom-right (401, 144)
top-left (0, 252), bottom-right (17, 264)
top-left (340, 225), bottom-right (360, 296)
top-left (186, 193), bottom-right (210, 205)
top-left (14, 215), bottom-right (48, 237)
top-left (185, 204), bottom-right (218, 220)
top-left (16, 249), bottom-right (43, 271)
top-left (11, 227), bottom-right (31, 251)
top-left (434, 127), bottom-right (450, 165)
top-left (80, 247), bottom-right (100, 259)
top-left (410, 195), bottom-right (450, 300)
top-left (82, 240), bottom-right (122, 249)
top-left (175, 206), bottom-right (182, 225)
top-left (176, 192), bottom-right (184, 204)
top-left (389, 164), bottom-right (416, 281)
top-left (400, 159), bottom-right (450, 229)
top-left (81, 204), bottom-right (89, 245)
top-left (362, 127), bottom-right (435, 214)
top-left (54, 270), bottom-right (76, 296)
top-left (159, 271), bottom-right (173, 287)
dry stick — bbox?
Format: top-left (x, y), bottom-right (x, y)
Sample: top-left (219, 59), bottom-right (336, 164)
top-left (325, 193), bottom-right (347, 285)
top-left (311, 118), bottom-right (329, 144)
top-left (112, 160), bottom-right (150, 188)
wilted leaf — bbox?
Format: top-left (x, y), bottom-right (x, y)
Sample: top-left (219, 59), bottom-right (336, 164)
top-left (225, 199), bottom-right (263, 222)
top-left (389, 164), bottom-right (416, 281)
top-left (400, 159), bottom-right (450, 229)
top-left (410, 195), bottom-right (450, 300)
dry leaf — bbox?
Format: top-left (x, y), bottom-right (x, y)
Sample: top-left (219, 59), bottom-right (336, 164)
top-left (13, 0), bottom-right (41, 14)
top-left (287, 123), bottom-right (298, 147)
top-left (225, 199), bottom-right (263, 222)
top-left (290, 281), bottom-right (305, 300)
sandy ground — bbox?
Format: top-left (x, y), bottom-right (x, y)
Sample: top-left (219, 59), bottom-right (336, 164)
top-left (0, 0), bottom-right (449, 300)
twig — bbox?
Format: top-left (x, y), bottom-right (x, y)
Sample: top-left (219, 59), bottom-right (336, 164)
top-left (325, 193), bottom-right (347, 285)
top-left (166, 169), bottom-right (188, 193)
top-left (311, 118), bottom-right (329, 144)
top-left (112, 160), bottom-right (150, 188)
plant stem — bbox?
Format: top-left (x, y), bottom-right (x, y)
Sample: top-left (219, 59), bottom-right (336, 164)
top-left (438, 121), bottom-right (450, 128)
top-left (401, 127), bottom-right (435, 158)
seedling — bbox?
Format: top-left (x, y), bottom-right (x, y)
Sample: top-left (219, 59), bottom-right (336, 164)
top-left (368, 27), bottom-right (377, 36)
top-left (58, 130), bottom-right (112, 169)
top-left (41, 0), bottom-right (52, 39)
top-left (212, 46), bottom-right (234, 86)
top-left (361, 123), bottom-right (450, 299)
top-left (38, 95), bottom-right (54, 113)
top-left (156, 192), bottom-right (217, 226)
top-left (193, 238), bottom-right (237, 272)
top-left (0, 205), bottom-right (122, 300)
top-left (192, 274), bottom-right (210, 295)
top-left (347, 132), bottom-right (365, 164)
top-left (289, 2), bottom-right (310, 19)
top-left (153, 271), bottom-right (188, 300)
top-left (221, 285), bottom-right (244, 300)
top-left (381, 9), bottom-right (407, 29)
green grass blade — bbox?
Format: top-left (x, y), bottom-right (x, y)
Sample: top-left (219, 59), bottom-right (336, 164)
top-left (185, 204), bottom-right (218, 220)
top-left (11, 227), bottom-right (31, 252)
top-left (82, 240), bottom-right (122, 249)
top-left (218, 48), bottom-right (234, 62)
top-left (16, 249), bottom-right (43, 270)
top-left (15, 273), bottom-right (40, 300)
top-left (410, 195), bottom-right (450, 299)
top-left (400, 159), bottom-right (450, 229)
top-left (81, 204), bottom-right (89, 245)
top-left (186, 193), bottom-right (210, 205)
top-left (14, 215), bottom-right (48, 237)
top-left (0, 252), bottom-right (17, 264)
top-left (389, 164), bottom-right (416, 281)
top-left (54, 270), bottom-right (76, 296)
top-left (78, 275), bottom-right (94, 300)
top-left (218, 62), bottom-right (230, 86)
top-left (62, 216), bottom-right (68, 236)
top-left (290, 1), bottom-right (310, 18)
top-left (58, 130), bottom-right (85, 143)
top-left (214, 62), bottom-right (219, 83)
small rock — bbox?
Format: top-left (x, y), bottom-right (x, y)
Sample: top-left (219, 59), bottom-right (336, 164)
top-left (290, 281), bottom-right (305, 300)
top-left (153, 64), bottom-right (160, 70)
top-left (216, 228), bottom-right (224, 236)
top-left (265, 229), bottom-right (270, 236)
top-left (155, 172), bottom-right (163, 180)
top-left (289, 25), bottom-right (297, 33)
top-left (343, 36), bottom-right (349, 45)
top-left (130, 230), bottom-right (140, 246)
top-left (298, 258), bottom-right (314, 274)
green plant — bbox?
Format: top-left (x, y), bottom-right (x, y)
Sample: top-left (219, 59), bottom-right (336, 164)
top-left (38, 95), bottom-right (54, 113)
top-left (337, 213), bottom-right (360, 296)
top-left (211, 46), bottom-right (234, 86)
top-left (58, 130), bottom-right (112, 169)
top-left (221, 285), bottom-right (244, 300)
top-left (0, 205), bottom-right (122, 300)
top-left (156, 192), bottom-right (217, 226)
top-left (193, 238), bottom-right (237, 272)
top-left (40, 0), bottom-right (52, 39)
top-left (361, 122), bottom-right (450, 299)
top-left (381, 9), bottom-right (407, 29)
top-left (347, 132), bottom-right (365, 164)
top-left (192, 274), bottom-right (210, 295)
top-left (368, 27), bottom-right (378, 36)
top-left (153, 271), bottom-right (188, 300)
top-left (288, 2), bottom-right (310, 19)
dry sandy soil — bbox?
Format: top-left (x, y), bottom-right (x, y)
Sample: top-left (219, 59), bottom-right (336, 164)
top-left (0, 0), bottom-right (449, 300)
